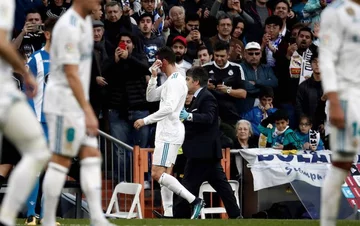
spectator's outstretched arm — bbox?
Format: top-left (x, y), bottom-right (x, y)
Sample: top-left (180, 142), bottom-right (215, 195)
top-left (12, 30), bottom-right (26, 50)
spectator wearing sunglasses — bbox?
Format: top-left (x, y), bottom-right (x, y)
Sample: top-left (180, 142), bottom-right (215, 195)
top-left (238, 42), bottom-right (278, 114)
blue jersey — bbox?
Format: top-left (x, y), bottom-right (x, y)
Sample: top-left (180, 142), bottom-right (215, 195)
top-left (27, 47), bottom-right (50, 124)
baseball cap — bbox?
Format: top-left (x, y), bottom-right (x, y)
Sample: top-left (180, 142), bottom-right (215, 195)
top-left (245, 42), bottom-right (261, 50)
top-left (172, 36), bottom-right (187, 47)
top-left (92, 20), bottom-right (104, 28)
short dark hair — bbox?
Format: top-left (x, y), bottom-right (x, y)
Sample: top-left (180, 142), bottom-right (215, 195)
top-left (186, 66), bottom-right (209, 87)
top-left (299, 114), bottom-right (313, 125)
top-left (139, 13), bottom-right (154, 23)
top-left (156, 47), bottom-right (176, 65)
top-left (259, 86), bottom-right (274, 98)
top-left (274, 109), bottom-right (289, 121)
top-left (118, 32), bottom-right (136, 44)
top-left (197, 45), bottom-right (212, 55)
top-left (298, 27), bottom-right (314, 39)
top-left (26, 8), bottom-right (41, 16)
top-left (185, 13), bottom-right (200, 24)
top-left (44, 18), bottom-right (58, 32)
top-left (265, 15), bottom-right (283, 28)
top-left (274, 0), bottom-right (290, 12)
top-left (217, 14), bottom-right (232, 26)
top-left (213, 41), bottom-right (230, 52)
top-left (292, 23), bottom-right (305, 31)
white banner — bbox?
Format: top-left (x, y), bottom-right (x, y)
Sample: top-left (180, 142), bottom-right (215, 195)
top-left (236, 149), bottom-right (360, 191)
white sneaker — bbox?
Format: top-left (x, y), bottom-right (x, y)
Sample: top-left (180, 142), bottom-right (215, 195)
top-left (144, 181), bottom-right (151, 189)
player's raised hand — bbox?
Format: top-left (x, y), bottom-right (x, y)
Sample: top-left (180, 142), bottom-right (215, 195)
top-left (23, 72), bottom-right (38, 98)
top-left (149, 60), bottom-right (162, 77)
top-left (84, 105), bottom-right (99, 136)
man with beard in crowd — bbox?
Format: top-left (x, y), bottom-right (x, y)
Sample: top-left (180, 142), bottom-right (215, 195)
top-left (171, 36), bottom-right (191, 77)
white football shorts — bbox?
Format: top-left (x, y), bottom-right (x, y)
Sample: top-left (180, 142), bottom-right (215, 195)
top-left (46, 113), bottom-right (98, 157)
top-left (152, 141), bottom-right (181, 167)
top-left (330, 98), bottom-right (360, 162)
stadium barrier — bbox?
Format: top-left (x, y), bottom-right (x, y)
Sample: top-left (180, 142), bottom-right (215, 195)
top-left (98, 130), bottom-right (233, 219)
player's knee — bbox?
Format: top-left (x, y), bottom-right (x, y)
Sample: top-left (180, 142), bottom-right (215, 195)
top-left (332, 151), bottom-right (356, 171)
top-left (151, 166), bottom-right (165, 182)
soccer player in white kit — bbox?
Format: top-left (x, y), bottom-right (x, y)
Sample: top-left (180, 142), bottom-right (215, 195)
top-left (0, 1), bottom-right (51, 226)
top-left (134, 47), bottom-right (205, 219)
top-left (319, 1), bottom-right (360, 225)
top-left (41, 1), bottom-right (114, 226)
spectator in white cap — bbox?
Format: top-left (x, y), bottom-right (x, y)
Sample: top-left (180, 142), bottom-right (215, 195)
top-left (238, 41), bottom-right (278, 114)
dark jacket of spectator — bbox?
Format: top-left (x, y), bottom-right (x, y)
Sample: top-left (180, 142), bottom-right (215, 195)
top-left (102, 52), bottom-right (150, 117)
top-left (244, 0), bottom-right (272, 43)
top-left (295, 75), bottom-right (323, 126)
top-left (238, 62), bottom-right (278, 113)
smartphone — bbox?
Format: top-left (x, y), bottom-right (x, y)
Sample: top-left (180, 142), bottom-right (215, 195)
top-left (121, 0), bottom-right (130, 7)
top-left (118, 42), bottom-right (126, 50)
top-left (193, 59), bottom-right (201, 67)
top-left (34, 24), bottom-right (44, 33)
top-left (289, 37), bottom-right (296, 44)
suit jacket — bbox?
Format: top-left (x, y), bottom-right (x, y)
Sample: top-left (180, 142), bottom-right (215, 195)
top-left (182, 88), bottom-right (222, 160)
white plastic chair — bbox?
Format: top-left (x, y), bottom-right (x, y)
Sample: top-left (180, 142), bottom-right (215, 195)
top-left (199, 180), bottom-right (240, 219)
top-left (105, 182), bottom-right (143, 219)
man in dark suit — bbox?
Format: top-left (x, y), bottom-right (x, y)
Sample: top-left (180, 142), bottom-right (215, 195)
top-left (173, 66), bottom-right (241, 219)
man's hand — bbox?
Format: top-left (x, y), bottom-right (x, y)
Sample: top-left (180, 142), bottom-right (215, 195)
top-left (119, 49), bottom-right (129, 59)
top-left (23, 73), bottom-right (38, 98)
top-left (23, 22), bottom-right (36, 34)
top-left (84, 105), bottom-right (99, 136)
top-left (96, 76), bottom-right (108, 86)
top-left (115, 47), bottom-right (121, 63)
top-left (149, 60), bottom-right (162, 77)
top-left (152, 17), bottom-right (163, 33)
top-left (179, 109), bottom-right (189, 120)
top-left (192, 30), bottom-right (201, 43)
top-left (207, 80), bottom-right (216, 90)
top-left (286, 43), bottom-right (297, 59)
top-left (235, 44), bottom-right (242, 58)
top-left (123, 6), bottom-right (131, 16)
top-left (216, 84), bottom-right (228, 93)
top-left (134, 119), bottom-right (145, 130)
top-left (203, 8), bottom-right (210, 18)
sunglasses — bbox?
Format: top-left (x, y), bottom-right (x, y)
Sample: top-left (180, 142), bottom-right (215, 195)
top-left (247, 52), bottom-right (260, 56)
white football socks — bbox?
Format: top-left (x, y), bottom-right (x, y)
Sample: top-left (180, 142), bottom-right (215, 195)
top-left (80, 157), bottom-right (107, 224)
top-left (158, 173), bottom-right (195, 204)
top-left (42, 162), bottom-right (68, 226)
top-left (320, 165), bottom-right (348, 226)
top-left (160, 185), bottom-right (174, 217)
top-left (0, 155), bottom-right (43, 226)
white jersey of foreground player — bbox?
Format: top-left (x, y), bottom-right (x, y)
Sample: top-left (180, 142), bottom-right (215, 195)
top-left (44, 7), bottom-right (93, 115)
top-left (319, 0), bottom-right (360, 98)
top-left (0, 0), bottom-right (16, 90)
top-left (144, 72), bottom-right (188, 144)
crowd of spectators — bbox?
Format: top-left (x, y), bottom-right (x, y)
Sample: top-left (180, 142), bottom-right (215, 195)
top-left (14, 0), bottom-right (330, 184)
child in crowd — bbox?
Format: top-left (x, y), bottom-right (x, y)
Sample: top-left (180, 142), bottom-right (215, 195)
top-left (258, 109), bottom-right (302, 150)
top-left (295, 115), bottom-right (325, 151)
top-left (242, 86), bottom-right (277, 139)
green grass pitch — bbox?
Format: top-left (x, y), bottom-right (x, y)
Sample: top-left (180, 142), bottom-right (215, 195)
top-left (15, 219), bottom-right (360, 226)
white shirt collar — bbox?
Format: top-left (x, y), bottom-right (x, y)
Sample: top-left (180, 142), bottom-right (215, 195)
top-left (194, 87), bottom-right (203, 98)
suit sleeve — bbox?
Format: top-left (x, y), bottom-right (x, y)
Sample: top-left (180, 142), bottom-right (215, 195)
top-left (192, 95), bottom-right (218, 124)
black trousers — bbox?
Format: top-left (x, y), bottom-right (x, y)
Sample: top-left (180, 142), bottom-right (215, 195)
top-left (173, 158), bottom-right (240, 218)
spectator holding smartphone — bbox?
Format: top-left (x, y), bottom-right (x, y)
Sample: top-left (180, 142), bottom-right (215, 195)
top-left (12, 9), bottom-right (45, 58)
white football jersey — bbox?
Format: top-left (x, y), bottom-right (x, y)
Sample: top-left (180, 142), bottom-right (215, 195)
top-left (44, 7), bottom-right (93, 114)
top-left (144, 72), bottom-right (188, 144)
top-left (0, 0), bottom-right (15, 89)
top-left (319, 0), bottom-right (360, 98)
